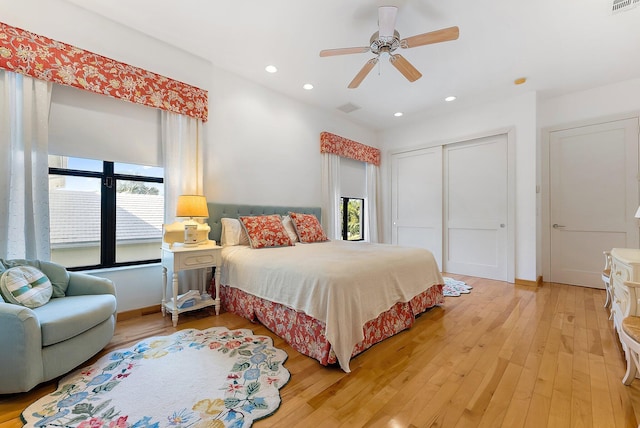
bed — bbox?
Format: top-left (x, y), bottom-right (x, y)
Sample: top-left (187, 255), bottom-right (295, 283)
top-left (207, 203), bottom-right (444, 372)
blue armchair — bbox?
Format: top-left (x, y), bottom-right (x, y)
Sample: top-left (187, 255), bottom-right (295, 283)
top-left (0, 259), bottom-right (117, 394)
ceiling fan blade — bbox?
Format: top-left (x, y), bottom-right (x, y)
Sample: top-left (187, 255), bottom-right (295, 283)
top-left (389, 54), bottom-right (422, 82)
top-left (348, 58), bottom-right (378, 89)
top-left (401, 26), bottom-right (460, 48)
top-left (320, 47), bottom-right (370, 57)
top-left (378, 6), bottom-right (398, 38)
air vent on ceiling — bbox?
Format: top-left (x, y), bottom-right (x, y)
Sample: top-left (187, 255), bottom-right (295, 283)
top-left (336, 102), bottom-right (361, 113)
top-left (612, 0), bottom-right (639, 14)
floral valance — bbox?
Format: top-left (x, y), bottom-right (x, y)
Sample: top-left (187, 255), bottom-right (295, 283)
top-left (320, 131), bottom-right (380, 166)
top-left (0, 22), bottom-right (208, 122)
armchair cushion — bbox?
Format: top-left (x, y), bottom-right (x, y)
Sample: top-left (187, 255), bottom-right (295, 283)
top-left (35, 294), bottom-right (117, 346)
top-left (0, 266), bottom-right (53, 308)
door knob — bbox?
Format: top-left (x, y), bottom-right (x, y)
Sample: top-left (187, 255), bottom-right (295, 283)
top-left (552, 224), bottom-right (566, 229)
top-left (500, 224), bottom-right (505, 228)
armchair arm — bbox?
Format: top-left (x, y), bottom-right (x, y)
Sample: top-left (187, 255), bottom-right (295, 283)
top-left (66, 272), bottom-right (116, 297)
top-left (0, 303), bottom-right (44, 393)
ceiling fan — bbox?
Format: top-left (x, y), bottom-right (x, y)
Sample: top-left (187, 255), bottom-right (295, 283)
top-left (320, 6), bottom-right (459, 88)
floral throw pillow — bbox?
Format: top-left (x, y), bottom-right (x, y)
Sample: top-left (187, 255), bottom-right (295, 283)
top-left (288, 212), bottom-right (328, 243)
top-left (239, 214), bottom-right (293, 249)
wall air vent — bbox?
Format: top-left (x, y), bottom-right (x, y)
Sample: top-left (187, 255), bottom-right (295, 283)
top-left (612, 0), bottom-right (639, 14)
top-left (336, 102), bottom-right (361, 113)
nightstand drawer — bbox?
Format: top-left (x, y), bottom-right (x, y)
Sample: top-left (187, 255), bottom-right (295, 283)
top-left (176, 253), bottom-right (217, 269)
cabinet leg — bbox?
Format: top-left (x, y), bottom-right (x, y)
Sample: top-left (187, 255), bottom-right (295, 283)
top-left (171, 310), bottom-right (178, 328)
top-left (161, 267), bottom-right (167, 317)
top-left (214, 266), bottom-right (221, 315)
top-left (172, 272), bottom-right (179, 327)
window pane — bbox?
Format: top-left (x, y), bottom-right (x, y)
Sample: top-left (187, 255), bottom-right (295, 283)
top-left (347, 199), bottom-right (363, 240)
top-left (340, 197), bottom-right (345, 239)
top-left (48, 155), bottom-right (103, 173)
top-left (115, 180), bottom-right (164, 263)
top-left (49, 175), bottom-right (101, 268)
top-left (115, 162), bottom-right (163, 178)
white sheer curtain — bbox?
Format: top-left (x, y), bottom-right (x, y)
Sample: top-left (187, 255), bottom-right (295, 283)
top-left (365, 163), bottom-right (381, 243)
top-left (0, 70), bottom-right (52, 260)
top-left (321, 153), bottom-right (341, 240)
top-left (161, 110), bottom-right (204, 292)
top-left (161, 110), bottom-right (204, 223)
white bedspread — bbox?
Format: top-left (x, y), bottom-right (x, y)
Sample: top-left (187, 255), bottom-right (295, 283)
top-left (221, 240), bottom-right (444, 372)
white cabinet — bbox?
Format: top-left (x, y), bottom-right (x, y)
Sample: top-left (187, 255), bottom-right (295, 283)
top-left (610, 248), bottom-right (640, 337)
top-left (161, 241), bottom-right (222, 327)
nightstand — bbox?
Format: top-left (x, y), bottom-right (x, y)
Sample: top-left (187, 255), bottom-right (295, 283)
top-left (161, 241), bottom-right (222, 327)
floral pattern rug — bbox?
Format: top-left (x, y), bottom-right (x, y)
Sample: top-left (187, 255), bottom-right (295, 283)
top-left (443, 277), bottom-right (473, 297)
top-left (22, 327), bottom-right (290, 428)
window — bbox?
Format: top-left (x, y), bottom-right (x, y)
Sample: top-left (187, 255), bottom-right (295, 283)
top-left (48, 156), bottom-right (164, 270)
top-left (340, 197), bottom-right (364, 241)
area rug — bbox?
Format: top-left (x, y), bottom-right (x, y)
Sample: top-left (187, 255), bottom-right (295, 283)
top-left (443, 277), bottom-right (472, 297)
top-left (22, 327), bottom-right (290, 428)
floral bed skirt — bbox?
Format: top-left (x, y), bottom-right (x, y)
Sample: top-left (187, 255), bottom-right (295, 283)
top-left (221, 283), bottom-right (444, 367)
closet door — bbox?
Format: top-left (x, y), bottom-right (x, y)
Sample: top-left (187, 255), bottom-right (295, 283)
top-left (444, 134), bottom-right (510, 281)
top-left (391, 147), bottom-right (443, 267)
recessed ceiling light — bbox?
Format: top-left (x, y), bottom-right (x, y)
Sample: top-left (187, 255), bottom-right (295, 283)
top-left (303, 83), bottom-right (314, 90)
top-left (514, 77), bottom-right (527, 85)
top-left (394, 112), bottom-right (403, 117)
top-left (265, 65), bottom-right (278, 73)
top-left (445, 96), bottom-right (457, 102)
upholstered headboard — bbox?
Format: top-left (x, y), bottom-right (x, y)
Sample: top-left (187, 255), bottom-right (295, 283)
top-left (207, 202), bottom-right (322, 244)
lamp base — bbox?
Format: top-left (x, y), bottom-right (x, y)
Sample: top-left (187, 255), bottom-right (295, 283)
top-left (184, 223), bottom-right (198, 245)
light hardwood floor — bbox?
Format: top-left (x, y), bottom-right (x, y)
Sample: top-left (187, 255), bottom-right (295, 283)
top-left (1, 276), bottom-right (639, 427)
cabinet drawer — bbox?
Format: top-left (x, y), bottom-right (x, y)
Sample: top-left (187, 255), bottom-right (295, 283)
top-left (175, 253), bottom-right (217, 269)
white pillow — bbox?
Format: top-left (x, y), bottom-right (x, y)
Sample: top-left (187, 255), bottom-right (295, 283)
top-left (0, 266), bottom-right (53, 308)
top-left (282, 215), bottom-right (299, 243)
top-left (220, 217), bottom-right (250, 246)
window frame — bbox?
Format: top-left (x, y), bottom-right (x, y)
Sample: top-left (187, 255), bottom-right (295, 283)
top-left (48, 160), bottom-right (163, 271)
top-left (340, 197), bottom-right (365, 241)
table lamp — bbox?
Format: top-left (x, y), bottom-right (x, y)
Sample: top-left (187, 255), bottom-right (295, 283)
top-left (176, 195), bottom-right (209, 246)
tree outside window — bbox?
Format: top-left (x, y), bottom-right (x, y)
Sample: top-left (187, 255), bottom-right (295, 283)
top-left (340, 197), bottom-right (364, 241)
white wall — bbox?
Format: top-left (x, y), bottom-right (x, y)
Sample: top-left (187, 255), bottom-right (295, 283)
top-left (379, 92), bottom-right (538, 281)
top-left (204, 65), bottom-right (377, 206)
top-left (2, 0), bottom-right (376, 312)
top-left (539, 77), bottom-right (640, 128)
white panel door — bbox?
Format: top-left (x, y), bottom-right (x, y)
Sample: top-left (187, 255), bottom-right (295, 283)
top-left (444, 135), bottom-right (508, 280)
top-left (549, 118), bottom-right (639, 288)
top-left (391, 147), bottom-right (442, 267)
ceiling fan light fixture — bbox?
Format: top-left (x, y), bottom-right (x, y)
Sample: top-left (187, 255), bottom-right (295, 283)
top-left (265, 65), bottom-right (278, 73)
top-left (394, 112), bottom-right (403, 117)
top-left (319, 6), bottom-right (460, 88)
top-left (303, 83), bottom-right (314, 90)
top-left (445, 96), bottom-right (457, 102)
top-left (370, 30), bottom-right (401, 55)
